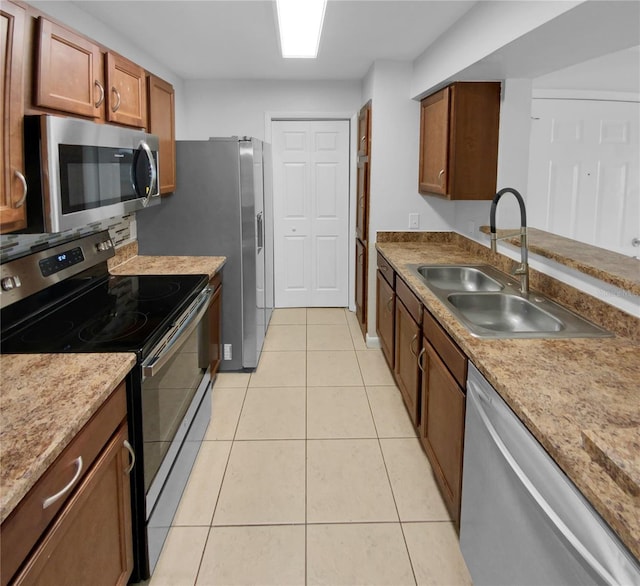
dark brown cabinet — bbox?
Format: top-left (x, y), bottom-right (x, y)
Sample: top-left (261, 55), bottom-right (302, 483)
top-left (1, 1), bottom-right (27, 233)
top-left (394, 278), bottom-right (422, 426)
top-left (376, 253), bottom-right (395, 370)
top-left (419, 309), bottom-right (468, 529)
top-left (355, 238), bottom-right (367, 336)
top-left (1, 382), bottom-right (133, 586)
top-left (355, 101), bottom-right (371, 335)
top-left (419, 82), bottom-right (501, 200)
top-left (147, 73), bottom-right (176, 194)
top-left (34, 17), bottom-right (104, 119)
top-left (209, 273), bottom-right (222, 377)
top-left (105, 52), bottom-right (146, 128)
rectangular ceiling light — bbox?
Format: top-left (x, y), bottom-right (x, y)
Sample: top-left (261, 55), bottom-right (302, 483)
top-left (276, 0), bottom-right (327, 58)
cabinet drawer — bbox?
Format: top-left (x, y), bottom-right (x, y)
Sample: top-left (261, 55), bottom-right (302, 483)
top-left (0, 381), bottom-right (127, 586)
top-left (422, 310), bottom-right (467, 388)
top-left (377, 252), bottom-right (394, 287)
top-left (395, 278), bottom-right (422, 325)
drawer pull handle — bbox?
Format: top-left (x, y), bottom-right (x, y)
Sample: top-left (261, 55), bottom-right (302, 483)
top-left (14, 170), bottom-right (27, 208)
top-left (124, 440), bottom-right (135, 474)
top-left (94, 80), bottom-right (105, 108)
top-left (417, 347), bottom-right (426, 372)
top-left (386, 296), bottom-right (394, 312)
top-left (111, 87), bottom-right (121, 112)
top-left (42, 456), bottom-right (83, 510)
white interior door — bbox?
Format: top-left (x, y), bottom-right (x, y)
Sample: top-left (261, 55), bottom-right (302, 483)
top-left (272, 120), bottom-right (350, 307)
top-left (527, 98), bottom-right (639, 256)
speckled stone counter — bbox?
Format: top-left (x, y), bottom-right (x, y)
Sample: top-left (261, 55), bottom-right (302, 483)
top-left (0, 353), bottom-right (136, 523)
top-left (110, 254), bottom-right (226, 279)
top-left (375, 236), bottom-right (640, 561)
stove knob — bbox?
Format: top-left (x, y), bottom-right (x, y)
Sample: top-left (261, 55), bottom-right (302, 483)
top-left (96, 240), bottom-right (113, 252)
top-left (1, 276), bottom-right (21, 291)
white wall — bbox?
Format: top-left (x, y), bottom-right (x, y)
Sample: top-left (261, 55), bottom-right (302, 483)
top-left (410, 0), bottom-right (582, 99)
top-left (181, 79), bottom-right (361, 141)
top-left (363, 60), bottom-right (455, 336)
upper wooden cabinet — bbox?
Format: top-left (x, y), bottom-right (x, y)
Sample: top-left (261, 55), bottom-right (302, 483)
top-left (147, 73), bottom-right (176, 194)
top-left (35, 17), bottom-right (104, 119)
top-left (419, 82), bottom-right (501, 200)
top-left (34, 17), bottom-right (148, 129)
top-left (105, 52), bottom-right (146, 128)
top-left (357, 100), bottom-right (371, 157)
top-left (356, 101), bottom-right (371, 241)
top-left (1, 1), bottom-right (28, 233)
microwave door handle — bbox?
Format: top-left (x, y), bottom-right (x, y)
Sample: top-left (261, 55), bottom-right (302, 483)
top-left (138, 140), bottom-right (157, 206)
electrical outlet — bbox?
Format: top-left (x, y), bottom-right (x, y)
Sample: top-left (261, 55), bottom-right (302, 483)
top-left (409, 213), bottom-right (420, 229)
top-left (223, 344), bottom-right (232, 360)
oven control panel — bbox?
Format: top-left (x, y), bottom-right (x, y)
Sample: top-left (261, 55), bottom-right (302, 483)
top-left (39, 247), bottom-right (85, 277)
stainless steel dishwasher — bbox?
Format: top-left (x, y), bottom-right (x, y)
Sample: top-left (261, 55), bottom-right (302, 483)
top-left (460, 363), bottom-right (640, 586)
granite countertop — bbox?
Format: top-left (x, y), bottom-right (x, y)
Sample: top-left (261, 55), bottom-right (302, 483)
top-left (376, 237), bottom-right (640, 561)
top-left (109, 254), bottom-right (226, 279)
top-left (0, 353), bottom-right (136, 524)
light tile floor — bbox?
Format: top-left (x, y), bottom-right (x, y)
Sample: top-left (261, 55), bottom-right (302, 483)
top-left (147, 308), bottom-right (472, 586)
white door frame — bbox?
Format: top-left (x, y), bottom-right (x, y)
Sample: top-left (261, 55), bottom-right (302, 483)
top-left (265, 111), bottom-right (358, 311)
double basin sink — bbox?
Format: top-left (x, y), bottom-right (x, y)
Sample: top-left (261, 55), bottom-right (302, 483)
top-left (408, 264), bottom-right (612, 339)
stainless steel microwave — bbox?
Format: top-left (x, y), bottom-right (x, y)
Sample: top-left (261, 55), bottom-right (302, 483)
top-left (23, 114), bottom-right (160, 233)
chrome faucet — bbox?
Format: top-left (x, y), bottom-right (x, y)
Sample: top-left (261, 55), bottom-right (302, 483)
top-left (489, 187), bottom-right (529, 295)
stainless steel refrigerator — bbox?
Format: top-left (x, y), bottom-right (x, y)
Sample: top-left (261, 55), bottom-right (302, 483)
top-left (136, 137), bottom-right (273, 371)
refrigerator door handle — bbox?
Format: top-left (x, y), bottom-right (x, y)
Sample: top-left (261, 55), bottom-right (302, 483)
top-left (257, 211), bottom-right (264, 253)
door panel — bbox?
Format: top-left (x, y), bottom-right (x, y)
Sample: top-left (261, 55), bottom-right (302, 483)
top-left (273, 120), bottom-right (349, 307)
top-left (528, 98), bottom-right (639, 256)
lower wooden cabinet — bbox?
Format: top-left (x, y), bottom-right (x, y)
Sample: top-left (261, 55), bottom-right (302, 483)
top-left (355, 238), bottom-right (367, 336)
top-left (376, 267), bottom-right (395, 370)
top-left (1, 382), bottom-right (133, 586)
top-left (13, 424), bottom-right (133, 586)
top-left (394, 283), bottom-right (422, 427)
top-left (209, 273), bottom-right (222, 376)
top-left (419, 311), bottom-right (468, 530)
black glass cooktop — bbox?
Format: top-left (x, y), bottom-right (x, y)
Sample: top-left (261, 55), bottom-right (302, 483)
top-left (0, 274), bottom-right (208, 358)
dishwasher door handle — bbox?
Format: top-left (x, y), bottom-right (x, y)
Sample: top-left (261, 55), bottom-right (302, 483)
top-left (471, 388), bottom-right (618, 586)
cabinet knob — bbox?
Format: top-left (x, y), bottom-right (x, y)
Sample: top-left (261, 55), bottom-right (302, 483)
top-left (1, 275), bottom-right (22, 291)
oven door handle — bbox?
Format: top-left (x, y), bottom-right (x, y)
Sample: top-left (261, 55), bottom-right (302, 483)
top-left (142, 285), bottom-right (213, 378)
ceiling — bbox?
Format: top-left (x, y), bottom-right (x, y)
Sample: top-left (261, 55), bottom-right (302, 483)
top-left (68, 0), bottom-right (476, 80)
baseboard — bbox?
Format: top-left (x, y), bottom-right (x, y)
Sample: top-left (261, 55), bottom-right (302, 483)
top-left (365, 334), bottom-right (381, 349)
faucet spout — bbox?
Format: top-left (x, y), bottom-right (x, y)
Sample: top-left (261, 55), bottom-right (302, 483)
top-left (489, 187), bottom-right (529, 295)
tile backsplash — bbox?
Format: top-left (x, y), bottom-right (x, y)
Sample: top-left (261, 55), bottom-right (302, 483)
top-left (0, 214), bottom-right (136, 263)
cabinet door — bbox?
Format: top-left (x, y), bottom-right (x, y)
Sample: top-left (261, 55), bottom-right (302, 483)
top-left (35, 17), bottom-right (103, 118)
top-left (13, 424), bottom-right (134, 586)
top-left (209, 279), bottom-right (222, 376)
top-left (147, 74), bottom-right (176, 194)
top-left (355, 158), bottom-right (369, 241)
top-left (105, 52), bottom-right (146, 128)
top-left (355, 238), bottom-right (367, 336)
top-left (418, 87), bottom-right (450, 196)
top-left (376, 269), bottom-right (395, 370)
top-left (394, 299), bottom-right (421, 426)
top-left (1, 1), bottom-right (27, 233)
top-left (420, 341), bottom-right (465, 527)
top-left (357, 102), bottom-right (370, 157)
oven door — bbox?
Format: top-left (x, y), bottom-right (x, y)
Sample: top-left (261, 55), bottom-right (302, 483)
top-left (141, 285), bottom-right (214, 516)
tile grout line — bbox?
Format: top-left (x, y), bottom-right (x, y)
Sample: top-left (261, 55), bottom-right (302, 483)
top-left (304, 308), bottom-right (308, 586)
